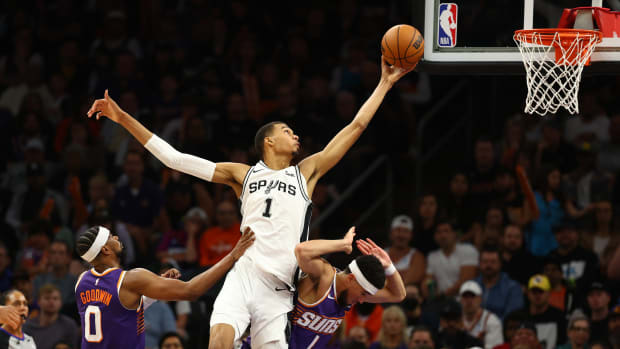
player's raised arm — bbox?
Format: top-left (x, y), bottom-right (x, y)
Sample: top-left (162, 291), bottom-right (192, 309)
top-left (122, 230), bottom-right (255, 301)
top-left (299, 57), bottom-right (414, 183)
top-left (87, 90), bottom-right (249, 194)
top-left (356, 238), bottom-right (406, 303)
top-left (294, 227), bottom-right (356, 282)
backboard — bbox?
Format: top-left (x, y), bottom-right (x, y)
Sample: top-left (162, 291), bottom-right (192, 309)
top-left (422, 0), bottom-right (620, 71)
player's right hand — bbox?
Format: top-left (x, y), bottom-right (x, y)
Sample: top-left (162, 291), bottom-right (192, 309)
top-left (231, 228), bottom-right (255, 261)
top-left (87, 89), bottom-right (125, 123)
top-left (0, 305), bottom-right (22, 329)
top-left (342, 226), bottom-right (356, 254)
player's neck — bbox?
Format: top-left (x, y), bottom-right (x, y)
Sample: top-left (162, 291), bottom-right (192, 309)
top-left (1, 324), bottom-right (22, 338)
top-left (93, 260), bottom-right (121, 273)
top-left (262, 153), bottom-right (292, 170)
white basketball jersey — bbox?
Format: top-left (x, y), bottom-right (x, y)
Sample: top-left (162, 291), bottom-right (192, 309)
top-left (239, 160), bottom-right (312, 287)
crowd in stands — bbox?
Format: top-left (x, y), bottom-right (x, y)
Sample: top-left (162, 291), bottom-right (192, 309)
top-left (1, 1), bottom-right (620, 349)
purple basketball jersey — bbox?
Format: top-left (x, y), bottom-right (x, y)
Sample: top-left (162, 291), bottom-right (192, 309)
top-left (289, 273), bottom-right (350, 349)
top-left (75, 268), bottom-right (145, 349)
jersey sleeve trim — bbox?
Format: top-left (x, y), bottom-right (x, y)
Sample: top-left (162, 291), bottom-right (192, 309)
top-left (294, 166), bottom-right (310, 202)
top-left (239, 166), bottom-right (254, 201)
top-left (75, 270), bottom-right (88, 292)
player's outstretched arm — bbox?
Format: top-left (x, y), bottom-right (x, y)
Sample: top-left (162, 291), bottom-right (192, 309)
top-left (87, 90), bottom-right (249, 193)
top-left (299, 57), bottom-right (414, 182)
top-left (294, 227), bottom-right (356, 282)
top-left (122, 230), bottom-right (255, 301)
top-left (356, 238), bottom-right (406, 303)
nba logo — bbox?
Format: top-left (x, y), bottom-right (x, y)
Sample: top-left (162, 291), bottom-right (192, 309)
top-left (438, 3), bottom-right (458, 47)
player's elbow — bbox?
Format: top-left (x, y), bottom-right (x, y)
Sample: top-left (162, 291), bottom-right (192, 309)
top-left (351, 119), bottom-right (368, 132)
top-left (294, 243), bottom-right (308, 261)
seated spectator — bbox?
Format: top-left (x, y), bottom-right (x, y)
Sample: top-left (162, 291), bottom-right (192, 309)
top-left (0, 289), bottom-right (37, 348)
top-left (475, 245), bottom-right (524, 320)
top-left (348, 326), bottom-right (371, 348)
top-left (196, 201), bottom-right (240, 268)
top-left (32, 241), bottom-right (77, 314)
top-left (509, 322), bottom-right (543, 349)
top-left (369, 306), bottom-right (408, 349)
top-left (144, 298), bottom-right (176, 349)
top-left (557, 314), bottom-right (590, 349)
top-left (158, 331), bottom-right (185, 349)
top-left (157, 207), bottom-right (208, 265)
top-left (23, 284), bottom-right (79, 349)
top-left (572, 281), bottom-right (612, 343)
top-left (470, 206), bottom-right (506, 251)
top-left (436, 299), bottom-right (483, 349)
top-left (385, 215), bottom-right (425, 285)
top-left (548, 220), bottom-right (599, 295)
top-left (443, 172), bottom-right (476, 235)
top-left (424, 221), bottom-right (478, 298)
top-left (15, 220), bottom-right (52, 277)
top-left (526, 165), bottom-right (564, 256)
top-left (582, 201), bottom-right (617, 260)
top-left (494, 311), bottom-right (529, 349)
top-left (468, 137), bottom-right (499, 220)
top-left (345, 303), bottom-right (384, 343)
top-left (534, 119), bottom-right (577, 174)
top-left (459, 281), bottom-right (503, 349)
top-left (564, 92), bottom-right (609, 145)
top-left (542, 258), bottom-right (572, 312)
top-left (402, 284), bottom-right (424, 331)
top-left (412, 193), bottom-right (440, 256)
top-left (501, 224), bottom-right (540, 286)
top-left (493, 168), bottom-right (527, 227)
top-left (0, 243), bottom-right (12, 293)
top-left (518, 275), bottom-right (567, 349)
top-left (408, 326), bottom-right (435, 349)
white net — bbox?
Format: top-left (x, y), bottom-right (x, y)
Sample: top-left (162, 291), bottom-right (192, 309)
top-left (513, 30), bottom-right (600, 116)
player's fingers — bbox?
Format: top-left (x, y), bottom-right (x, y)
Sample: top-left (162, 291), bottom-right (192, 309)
top-left (366, 238), bottom-right (380, 249)
top-left (243, 227), bottom-right (253, 235)
top-left (104, 89), bottom-right (110, 100)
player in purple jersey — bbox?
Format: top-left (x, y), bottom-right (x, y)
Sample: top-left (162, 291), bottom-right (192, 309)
top-left (74, 225), bottom-right (254, 349)
top-left (289, 227), bottom-right (406, 349)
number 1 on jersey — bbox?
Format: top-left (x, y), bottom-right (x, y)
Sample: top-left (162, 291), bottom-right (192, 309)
top-left (263, 198), bottom-right (273, 218)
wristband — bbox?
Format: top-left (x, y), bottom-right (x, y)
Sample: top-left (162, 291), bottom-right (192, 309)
top-left (385, 263), bottom-right (397, 276)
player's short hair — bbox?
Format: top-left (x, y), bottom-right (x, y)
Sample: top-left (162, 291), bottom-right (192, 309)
top-left (1, 289), bottom-right (21, 305)
top-left (38, 283), bottom-right (61, 299)
top-left (76, 226), bottom-right (105, 260)
top-left (254, 121), bottom-right (284, 159)
top-left (345, 255), bottom-right (385, 291)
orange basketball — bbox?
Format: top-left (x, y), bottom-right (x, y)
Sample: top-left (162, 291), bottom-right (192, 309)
top-left (381, 24), bottom-right (424, 69)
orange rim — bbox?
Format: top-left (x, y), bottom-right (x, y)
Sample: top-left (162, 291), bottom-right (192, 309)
top-left (514, 28), bottom-right (602, 46)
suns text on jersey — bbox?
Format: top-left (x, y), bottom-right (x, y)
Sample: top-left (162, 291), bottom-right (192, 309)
top-left (248, 179), bottom-right (296, 196)
top-left (79, 288), bottom-right (112, 306)
top-left (295, 311), bottom-right (343, 335)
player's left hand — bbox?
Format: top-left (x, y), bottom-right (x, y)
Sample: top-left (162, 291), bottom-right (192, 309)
top-left (356, 238), bottom-right (392, 268)
top-left (342, 227), bottom-right (356, 255)
top-left (161, 268), bottom-right (181, 279)
top-left (380, 55), bottom-right (416, 86)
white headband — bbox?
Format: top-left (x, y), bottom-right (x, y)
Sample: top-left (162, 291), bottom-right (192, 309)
top-left (81, 226), bottom-right (110, 262)
top-left (348, 260), bottom-right (379, 295)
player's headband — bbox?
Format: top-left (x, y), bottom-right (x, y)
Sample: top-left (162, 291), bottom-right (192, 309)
top-left (348, 260), bottom-right (379, 295)
top-left (81, 226), bottom-right (110, 262)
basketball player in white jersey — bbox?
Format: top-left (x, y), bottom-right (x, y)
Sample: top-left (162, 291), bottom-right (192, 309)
top-left (87, 56), bottom-right (414, 349)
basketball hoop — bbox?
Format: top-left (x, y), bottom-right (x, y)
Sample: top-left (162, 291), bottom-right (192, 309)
top-left (513, 28), bottom-right (602, 116)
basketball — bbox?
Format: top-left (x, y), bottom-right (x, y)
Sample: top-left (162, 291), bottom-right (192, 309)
top-left (381, 24), bottom-right (424, 69)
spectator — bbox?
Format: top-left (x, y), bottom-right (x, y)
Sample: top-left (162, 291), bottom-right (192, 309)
top-left (408, 326), bottom-right (435, 349)
top-left (0, 243), bottom-right (12, 293)
top-left (349, 326), bottom-right (371, 348)
top-left (159, 331), bottom-right (185, 349)
top-left (196, 201), bottom-right (240, 267)
top-left (564, 92), bottom-right (609, 145)
top-left (495, 311), bottom-right (530, 349)
top-left (534, 120), bottom-right (577, 174)
top-left (510, 322), bottom-right (543, 349)
top-left (520, 274), bottom-right (567, 349)
top-left (345, 303), bottom-right (384, 343)
top-left (557, 314), bottom-right (591, 349)
top-left (436, 299), bottom-right (483, 349)
top-left (459, 281), bottom-right (503, 349)
top-left (548, 219), bottom-right (599, 293)
top-left (468, 137), bottom-right (499, 218)
top-left (582, 201), bottom-right (617, 260)
top-left (542, 258), bottom-right (573, 312)
top-left (385, 215), bottom-right (425, 285)
top-left (32, 241), bottom-right (77, 312)
top-left (0, 289), bottom-right (37, 348)
top-left (144, 299), bottom-right (177, 349)
top-left (52, 341), bottom-right (72, 349)
top-left (23, 284), bottom-right (79, 349)
top-left (470, 206), bottom-right (506, 251)
top-left (526, 165), bottom-right (564, 256)
top-left (402, 284), bottom-right (424, 331)
top-left (443, 171), bottom-right (476, 235)
top-left (574, 281), bottom-right (612, 343)
top-left (369, 306), bottom-right (408, 349)
top-left (157, 206), bottom-right (207, 265)
top-left (424, 221), bottom-right (479, 298)
top-left (412, 194), bottom-right (440, 256)
top-left (111, 151), bottom-right (166, 260)
top-left (501, 224), bottom-right (540, 286)
top-left (475, 245), bottom-right (524, 320)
